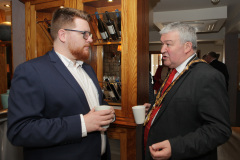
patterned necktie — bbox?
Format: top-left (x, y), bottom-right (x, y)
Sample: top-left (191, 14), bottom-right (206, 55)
top-left (144, 68), bottom-right (177, 151)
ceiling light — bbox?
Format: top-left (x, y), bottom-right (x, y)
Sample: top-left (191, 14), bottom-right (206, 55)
top-left (108, 0), bottom-right (113, 2)
top-left (211, 0), bottom-right (220, 5)
top-left (208, 25), bottom-right (211, 31)
top-left (4, 4), bottom-right (11, 8)
top-left (211, 24), bottom-right (215, 31)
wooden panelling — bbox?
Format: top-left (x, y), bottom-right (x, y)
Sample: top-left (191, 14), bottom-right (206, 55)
top-left (35, 1), bottom-right (64, 11)
top-left (83, 0), bottom-right (120, 8)
top-left (107, 124), bottom-right (136, 160)
top-left (121, 0), bottom-right (138, 118)
top-left (36, 24), bottom-right (53, 57)
top-left (64, 0), bottom-right (76, 8)
top-left (0, 46), bottom-right (7, 109)
top-left (76, 0), bottom-right (84, 10)
top-left (64, 0), bottom-right (83, 10)
top-left (97, 45), bottom-right (103, 85)
top-left (36, 12), bottom-right (52, 22)
top-left (25, 2), bottom-right (32, 61)
top-left (20, 0), bottom-right (60, 5)
top-left (30, 4), bottom-right (37, 60)
top-left (137, 0), bottom-right (149, 105)
top-left (0, 9), bottom-right (6, 23)
top-left (36, 12), bottom-right (53, 57)
top-left (96, 5), bottom-right (121, 13)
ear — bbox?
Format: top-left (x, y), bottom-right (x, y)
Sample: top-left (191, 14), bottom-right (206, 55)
top-left (184, 42), bottom-right (192, 53)
top-left (58, 29), bottom-right (66, 43)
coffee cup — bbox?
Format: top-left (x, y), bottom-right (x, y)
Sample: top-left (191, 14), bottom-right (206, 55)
top-left (132, 105), bottom-right (145, 124)
top-left (95, 105), bottom-right (111, 129)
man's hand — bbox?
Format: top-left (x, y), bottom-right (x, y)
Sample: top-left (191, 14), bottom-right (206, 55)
top-left (144, 103), bottom-right (151, 116)
top-left (149, 140), bottom-right (172, 160)
top-left (84, 107), bottom-right (115, 132)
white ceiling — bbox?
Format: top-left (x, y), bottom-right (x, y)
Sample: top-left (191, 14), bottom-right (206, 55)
top-left (153, 6), bottom-right (227, 33)
top-left (149, 0), bottom-right (240, 43)
top-left (149, 0), bottom-right (240, 32)
top-left (150, 0), bottom-right (239, 12)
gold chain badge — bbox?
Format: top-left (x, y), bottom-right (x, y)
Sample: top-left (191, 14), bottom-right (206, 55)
top-left (144, 59), bottom-right (206, 126)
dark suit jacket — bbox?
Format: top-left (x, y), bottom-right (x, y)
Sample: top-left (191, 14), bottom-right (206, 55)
top-left (144, 59), bottom-right (231, 160)
top-left (210, 59), bottom-right (229, 90)
top-left (7, 49), bottom-right (111, 160)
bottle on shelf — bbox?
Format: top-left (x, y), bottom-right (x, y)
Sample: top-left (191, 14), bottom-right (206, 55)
top-left (95, 12), bottom-right (109, 42)
top-left (44, 18), bottom-right (51, 34)
top-left (105, 11), bottom-right (118, 40)
top-left (104, 78), bottom-right (120, 102)
top-left (115, 77), bottom-right (121, 96)
top-left (115, 9), bottom-right (121, 38)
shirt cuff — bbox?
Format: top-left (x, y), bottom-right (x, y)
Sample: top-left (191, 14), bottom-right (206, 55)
top-left (80, 114), bottom-right (87, 137)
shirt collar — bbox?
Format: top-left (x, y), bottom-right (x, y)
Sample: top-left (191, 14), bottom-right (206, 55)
top-left (55, 52), bottom-right (84, 68)
top-left (175, 53), bottom-right (196, 74)
top-left (75, 60), bottom-right (84, 68)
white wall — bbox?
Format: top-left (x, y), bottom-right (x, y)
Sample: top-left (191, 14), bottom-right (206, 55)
top-left (12, 0), bottom-right (26, 70)
top-left (150, 42), bottom-right (224, 61)
top-left (197, 42), bottom-right (224, 61)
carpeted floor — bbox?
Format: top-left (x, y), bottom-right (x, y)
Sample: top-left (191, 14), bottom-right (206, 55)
top-left (218, 127), bottom-right (240, 160)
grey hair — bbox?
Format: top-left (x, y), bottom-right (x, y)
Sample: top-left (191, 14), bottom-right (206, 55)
top-left (160, 22), bottom-right (198, 50)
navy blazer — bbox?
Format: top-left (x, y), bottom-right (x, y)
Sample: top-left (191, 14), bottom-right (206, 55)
top-left (144, 59), bottom-right (231, 160)
top-left (7, 49), bottom-right (110, 160)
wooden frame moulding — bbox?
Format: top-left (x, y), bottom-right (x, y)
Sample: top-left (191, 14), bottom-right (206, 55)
top-left (25, 1), bottom-right (37, 61)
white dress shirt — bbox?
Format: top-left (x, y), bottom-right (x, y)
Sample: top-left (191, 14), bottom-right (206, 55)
top-left (174, 53), bottom-right (196, 81)
top-left (56, 52), bottom-right (106, 155)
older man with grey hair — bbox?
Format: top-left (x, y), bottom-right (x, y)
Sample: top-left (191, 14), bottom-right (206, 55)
top-left (143, 22), bottom-right (231, 160)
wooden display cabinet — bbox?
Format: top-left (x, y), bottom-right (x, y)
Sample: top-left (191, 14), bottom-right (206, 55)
top-left (20, 0), bottom-right (149, 159)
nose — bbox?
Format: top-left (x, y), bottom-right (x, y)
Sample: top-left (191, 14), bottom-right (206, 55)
top-left (161, 44), bottom-right (167, 53)
top-left (87, 36), bottom-right (93, 43)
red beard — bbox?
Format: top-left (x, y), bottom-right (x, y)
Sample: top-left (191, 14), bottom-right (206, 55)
top-left (69, 43), bottom-right (90, 61)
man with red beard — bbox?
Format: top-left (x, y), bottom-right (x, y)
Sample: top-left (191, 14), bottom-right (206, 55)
top-left (143, 22), bottom-right (231, 160)
top-left (7, 7), bottom-right (114, 160)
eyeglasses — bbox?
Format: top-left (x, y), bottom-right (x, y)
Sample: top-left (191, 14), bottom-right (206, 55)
top-left (64, 29), bottom-right (92, 40)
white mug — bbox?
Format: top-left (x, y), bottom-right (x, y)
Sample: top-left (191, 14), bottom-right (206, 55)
top-left (132, 105), bottom-right (145, 124)
top-left (95, 105), bottom-right (111, 129)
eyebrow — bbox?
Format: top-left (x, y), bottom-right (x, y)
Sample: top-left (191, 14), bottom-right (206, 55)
top-left (162, 40), bottom-right (173, 43)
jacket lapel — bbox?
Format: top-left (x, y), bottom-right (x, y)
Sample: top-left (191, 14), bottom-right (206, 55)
top-left (152, 68), bottom-right (192, 126)
top-left (152, 55), bottom-right (199, 125)
top-left (48, 49), bottom-right (89, 112)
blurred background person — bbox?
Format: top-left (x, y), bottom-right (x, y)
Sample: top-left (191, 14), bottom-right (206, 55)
top-left (202, 54), bottom-right (207, 61)
top-left (205, 51), bottom-right (229, 90)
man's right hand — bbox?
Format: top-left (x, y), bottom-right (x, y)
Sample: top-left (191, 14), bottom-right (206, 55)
top-left (83, 107), bottom-right (115, 132)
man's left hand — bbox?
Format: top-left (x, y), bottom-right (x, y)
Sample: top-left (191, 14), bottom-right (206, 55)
top-left (149, 140), bottom-right (171, 160)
